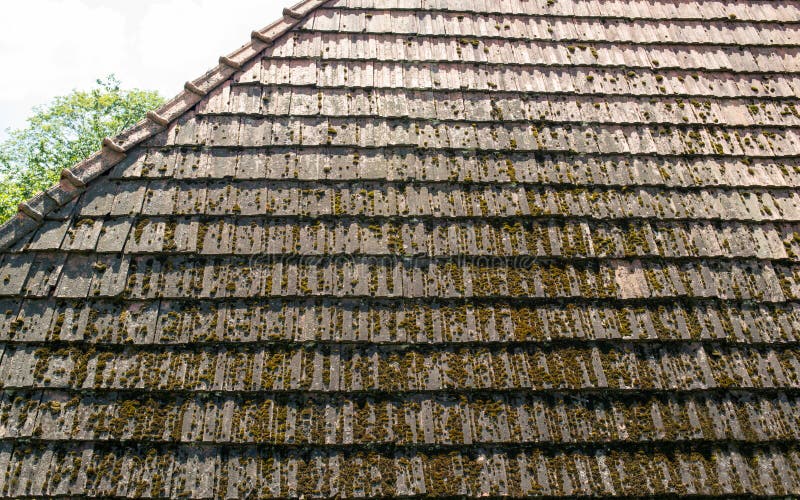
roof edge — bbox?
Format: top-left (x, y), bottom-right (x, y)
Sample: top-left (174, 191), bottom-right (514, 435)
top-left (0, 0), bottom-right (329, 252)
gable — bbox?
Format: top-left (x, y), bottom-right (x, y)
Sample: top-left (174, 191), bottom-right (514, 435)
top-left (0, 0), bottom-right (800, 497)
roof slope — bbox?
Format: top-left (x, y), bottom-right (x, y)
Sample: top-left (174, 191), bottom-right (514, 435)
top-left (1, 0), bottom-right (800, 497)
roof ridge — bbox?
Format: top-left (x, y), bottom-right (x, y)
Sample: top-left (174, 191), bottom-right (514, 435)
top-left (0, 0), bottom-right (330, 252)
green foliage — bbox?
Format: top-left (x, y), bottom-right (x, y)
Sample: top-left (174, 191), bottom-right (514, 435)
top-left (0, 75), bottom-right (164, 222)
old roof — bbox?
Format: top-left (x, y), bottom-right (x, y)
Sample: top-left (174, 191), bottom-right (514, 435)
top-left (1, 0), bottom-right (800, 496)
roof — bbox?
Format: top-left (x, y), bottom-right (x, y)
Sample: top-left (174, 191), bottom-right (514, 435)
top-left (1, 0), bottom-right (800, 497)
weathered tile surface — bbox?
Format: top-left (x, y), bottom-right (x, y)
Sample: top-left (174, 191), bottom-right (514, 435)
top-left (0, 0), bottom-right (800, 497)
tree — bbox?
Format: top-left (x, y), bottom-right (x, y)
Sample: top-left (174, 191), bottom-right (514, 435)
top-left (0, 76), bottom-right (164, 222)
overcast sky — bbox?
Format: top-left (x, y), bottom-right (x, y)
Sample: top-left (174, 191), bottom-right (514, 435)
top-left (0, 0), bottom-right (296, 140)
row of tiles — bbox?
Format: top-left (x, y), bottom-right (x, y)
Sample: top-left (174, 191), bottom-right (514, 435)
top-left (25, 217), bottom-right (800, 261)
top-left (110, 147), bottom-right (800, 188)
top-left (197, 84), bottom-right (800, 127)
top-left (0, 442), bottom-right (794, 497)
top-left (161, 114), bottom-right (800, 157)
top-left (271, 32), bottom-right (800, 73)
top-left (3, 390), bottom-right (798, 445)
top-left (324, 0), bottom-right (800, 23)
top-left (1, 342), bottom-right (797, 391)
top-left (0, 252), bottom-right (794, 301)
top-left (301, 7), bottom-right (800, 42)
top-left (71, 180), bottom-right (800, 222)
top-left (232, 58), bottom-right (800, 97)
top-left (0, 298), bottom-right (796, 345)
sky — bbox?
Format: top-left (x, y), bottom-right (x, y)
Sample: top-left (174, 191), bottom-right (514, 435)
top-left (0, 0), bottom-right (296, 140)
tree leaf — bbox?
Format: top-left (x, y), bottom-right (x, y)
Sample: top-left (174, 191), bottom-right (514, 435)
top-left (0, 75), bottom-right (164, 222)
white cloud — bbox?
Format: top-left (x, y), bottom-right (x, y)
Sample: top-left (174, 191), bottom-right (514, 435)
top-left (0, 0), bottom-right (295, 138)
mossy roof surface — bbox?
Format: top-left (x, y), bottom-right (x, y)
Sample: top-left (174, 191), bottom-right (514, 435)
top-left (2, 0), bottom-right (800, 496)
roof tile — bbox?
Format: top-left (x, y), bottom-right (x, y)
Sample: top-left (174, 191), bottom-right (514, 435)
top-left (2, 0), bottom-right (800, 494)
